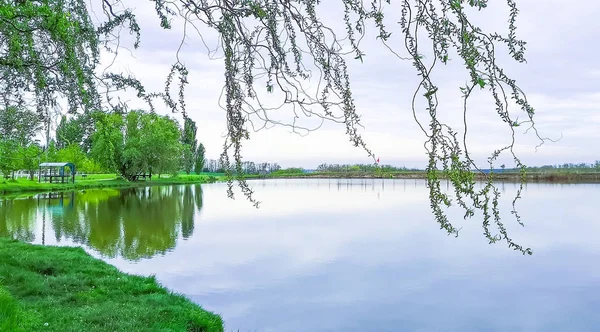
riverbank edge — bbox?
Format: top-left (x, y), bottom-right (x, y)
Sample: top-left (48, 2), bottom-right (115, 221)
top-left (251, 171), bottom-right (600, 183)
top-left (0, 238), bottom-right (224, 332)
top-left (0, 175), bottom-right (220, 197)
top-left (3, 171), bottom-right (599, 197)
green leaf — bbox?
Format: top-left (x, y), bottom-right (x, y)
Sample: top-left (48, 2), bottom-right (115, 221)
top-left (476, 77), bottom-right (486, 88)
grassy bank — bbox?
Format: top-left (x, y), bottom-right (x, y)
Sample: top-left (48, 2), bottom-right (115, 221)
top-left (258, 170), bottom-right (600, 183)
top-left (0, 173), bottom-right (221, 196)
top-left (0, 238), bottom-right (223, 332)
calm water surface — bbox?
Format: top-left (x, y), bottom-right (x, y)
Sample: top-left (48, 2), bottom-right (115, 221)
top-left (1, 179), bottom-right (599, 331)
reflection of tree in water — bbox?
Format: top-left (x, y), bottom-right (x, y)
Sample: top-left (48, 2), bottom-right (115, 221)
top-left (0, 185), bottom-right (204, 261)
top-left (0, 198), bottom-right (38, 242)
top-left (86, 185), bottom-right (203, 260)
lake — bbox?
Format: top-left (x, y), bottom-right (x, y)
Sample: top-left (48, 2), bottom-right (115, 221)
top-left (1, 179), bottom-right (599, 331)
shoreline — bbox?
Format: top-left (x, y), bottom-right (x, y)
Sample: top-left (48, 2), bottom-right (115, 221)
top-left (0, 238), bottom-right (223, 331)
top-left (2, 171), bottom-right (599, 197)
top-left (0, 174), bottom-right (219, 197)
top-left (253, 171), bottom-right (600, 183)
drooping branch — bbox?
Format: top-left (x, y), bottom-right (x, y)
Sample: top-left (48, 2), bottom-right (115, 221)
top-left (0, 0), bottom-right (555, 254)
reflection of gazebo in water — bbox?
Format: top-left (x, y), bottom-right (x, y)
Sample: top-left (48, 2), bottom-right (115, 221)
top-left (36, 191), bottom-right (76, 212)
top-left (38, 162), bottom-right (76, 184)
top-left (36, 191), bottom-right (75, 245)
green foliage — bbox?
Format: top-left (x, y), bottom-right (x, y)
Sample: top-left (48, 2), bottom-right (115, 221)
top-left (0, 106), bottom-right (43, 177)
top-left (0, 0), bottom-right (100, 114)
top-left (181, 117), bottom-right (198, 174)
top-left (195, 143), bottom-right (206, 174)
top-left (181, 117), bottom-right (198, 149)
top-left (0, 139), bottom-right (18, 177)
top-left (55, 143), bottom-right (105, 174)
top-left (0, 106), bottom-right (42, 144)
top-left (56, 144), bottom-right (87, 167)
top-left (55, 113), bottom-right (94, 152)
top-left (17, 143), bottom-right (42, 179)
top-left (79, 159), bottom-right (105, 174)
top-left (0, 238), bottom-right (223, 331)
top-left (181, 144), bottom-right (195, 174)
top-left (42, 140), bottom-right (58, 163)
top-left (90, 112), bottom-right (124, 174)
top-left (91, 110), bottom-right (183, 181)
top-left (271, 168), bottom-right (305, 175)
top-left (140, 112), bottom-right (183, 177)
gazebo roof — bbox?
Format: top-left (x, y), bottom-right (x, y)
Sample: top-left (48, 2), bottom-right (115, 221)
top-left (39, 162), bottom-right (75, 168)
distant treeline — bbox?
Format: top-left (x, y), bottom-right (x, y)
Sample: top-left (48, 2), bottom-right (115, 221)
top-left (491, 161), bottom-right (600, 173)
top-left (200, 161), bottom-right (600, 176)
top-left (315, 163), bottom-right (419, 173)
top-left (526, 162), bottom-right (600, 172)
top-left (202, 160), bottom-right (282, 175)
top-left (200, 162), bottom-right (419, 176)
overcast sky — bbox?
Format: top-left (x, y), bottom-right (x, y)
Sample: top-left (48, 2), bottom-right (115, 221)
top-left (90, 1), bottom-right (600, 169)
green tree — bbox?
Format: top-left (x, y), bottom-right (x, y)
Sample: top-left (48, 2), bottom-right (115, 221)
top-left (195, 143), bottom-right (206, 174)
top-left (18, 143), bottom-right (43, 180)
top-left (91, 112), bottom-right (125, 175)
top-left (140, 112), bottom-right (183, 177)
top-left (0, 1), bottom-right (101, 114)
top-left (0, 139), bottom-right (18, 178)
top-left (0, 106), bottom-right (43, 177)
top-left (57, 144), bottom-right (87, 170)
top-left (55, 115), bottom-right (86, 150)
top-left (91, 110), bottom-right (183, 180)
top-left (79, 159), bottom-right (105, 174)
top-left (181, 145), bottom-right (195, 175)
top-left (0, 106), bottom-right (43, 144)
top-left (181, 117), bottom-right (198, 174)
top-left (42, 140), bottom-right (59, 163)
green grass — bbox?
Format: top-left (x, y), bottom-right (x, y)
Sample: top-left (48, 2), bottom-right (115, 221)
top-left (0, 238), bottom-right (223, 332)
top-left (0, 174), bottom-right (222, 195)
top-left (0, 285), bottom-right (30, 332)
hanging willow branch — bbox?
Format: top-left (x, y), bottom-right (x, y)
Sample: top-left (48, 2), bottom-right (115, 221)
top-left (0, 0), bottom-right (554, 254)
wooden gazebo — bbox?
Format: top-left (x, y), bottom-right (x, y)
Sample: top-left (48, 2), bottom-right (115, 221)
top-left (38, 162), bottom-right (76, 184)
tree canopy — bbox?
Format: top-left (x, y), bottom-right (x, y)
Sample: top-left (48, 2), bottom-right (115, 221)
top-left (181, 117), bottom-right (198, 174)
top-left (0, 0), bottom-right (549, 254)
top-left (0, 106), bottom-right (43, 177)
top-left (55, 113), bottom-right (94, 152)
top-left (91, 110), bottom-right (183, 180)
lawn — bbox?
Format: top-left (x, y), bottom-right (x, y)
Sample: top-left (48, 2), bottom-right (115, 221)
top-left (0, 238), bottom-right (223, 332)
top-left (0, 173), bottom-right (221, 195)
